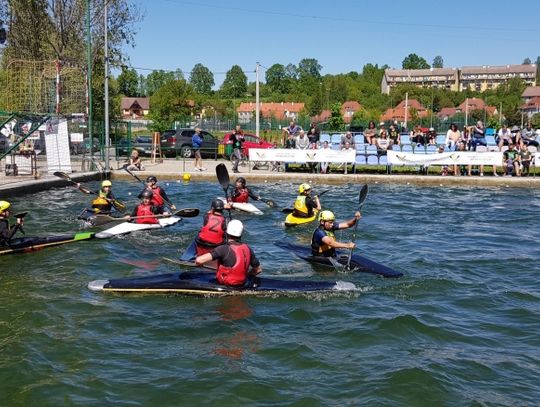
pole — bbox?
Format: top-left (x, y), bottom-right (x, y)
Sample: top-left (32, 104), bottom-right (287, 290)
top-left (465, 98), bottom-right (468, 127)
top-left (499, 102), bottom-right (503, 126)
top-left (404, 92), bottom-right (409, 130)
top-left (255, 62), bottom-right (260, 138)
top-left (104, 0), bottom-right (110, 172)
top-left (86, 0), bottom-right (93, 156)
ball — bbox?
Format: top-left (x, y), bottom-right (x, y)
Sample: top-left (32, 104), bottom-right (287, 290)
top-left (183, 173), bottom-right (191, 181)
top-left (128, 192), bottom-right (132, 196)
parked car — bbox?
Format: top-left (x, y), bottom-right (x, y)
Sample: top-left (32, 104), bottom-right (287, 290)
top-left (221, 132), bottom-right (275, 158)
top-left (160, 128), bottom-right (219, 158)
top-left (0, 135), bottom-right (11, 154)
top-left (117, 135), bottom-right (153, 156)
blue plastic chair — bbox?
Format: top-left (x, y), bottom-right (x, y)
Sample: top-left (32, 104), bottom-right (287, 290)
top-left (486, 135), bottom-right (496, 146)
top-left (435, 135), bottom-right (446, 145)
top-left (320, 133), bottom-right (331, 144)
top-left (426, 145), bottom-right (438, 154)
top-left (354, 134), bottom-right (365, 145)
top-left (367, 155), bottom-right (379, 165)
top-left (366, 145), bottom-right (378, 155)
top-left (400, 134), bottom-right (411, 145)
top-left (401, 145), bottom-right (413, 153)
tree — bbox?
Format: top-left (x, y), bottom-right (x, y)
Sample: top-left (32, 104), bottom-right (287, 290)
top-left (297, 58), bottom-right (322, 80)
top-left (189, 63), bottom-right (214, 95)
top-left (523, 57), bottom-right (532, 65)
top-left (265, 63), bottom-right (289, 94)
top-left (148, 79), bottom-right (194, 132)
top-left (402, 53), bottom-right (430, 69)
top-left (220, 65), bottom-right (247, 98)
top-left (117, 67), bottom-right (139, 96)
top-left (327, 102), bottom-right (345, 131)
top-left (146, 70), bottom-right (181, 96)
top-left (433, 56), bottom-right (444, 68)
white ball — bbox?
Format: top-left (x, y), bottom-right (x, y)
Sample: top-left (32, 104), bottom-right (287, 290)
top-left (128, 192), bottom-right (132, 196)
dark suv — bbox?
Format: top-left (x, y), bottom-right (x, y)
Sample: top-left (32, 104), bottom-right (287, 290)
top-left (160, 128), bottom-right (219, 158)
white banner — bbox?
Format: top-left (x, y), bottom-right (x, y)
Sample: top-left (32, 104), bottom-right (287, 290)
top-left (45, 118), bottom-right (72, 173)
top-left (387, 150), bottom-right (503, 166)
top-left (249, 148), bottom-right (356, 163)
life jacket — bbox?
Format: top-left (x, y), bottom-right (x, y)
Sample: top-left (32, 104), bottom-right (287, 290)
top-left (216, 243), bottom-right (251, 286)
top-left (197, 212), bottom-right (226, 245)
top-left (232, 188), bottom-right (249, 203)
top-left (311, 226), bottom-right (336, 256)
top-left (293, 195), bottom-right (309, 217)
top-left (150, 186), bottom-right (165, 206)
top-left (92, 196), bottom-right (112, 211)
top-left (134, 203), bottom-right (159, 224)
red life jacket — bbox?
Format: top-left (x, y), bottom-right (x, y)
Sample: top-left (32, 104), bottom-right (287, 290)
top-left (135, 203), bottom-right (159, 224)
top-left (151, 186), bottom-right (165, 206)
top-left (197, 212), bottom-right (226, 245)
top-left (232, 188), bottom-right (249, 203)
top-left (216, 243), bottom-right (251, 286)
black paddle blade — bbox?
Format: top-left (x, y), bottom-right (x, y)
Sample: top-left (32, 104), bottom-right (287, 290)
top-left (216, 163), bottom-right (230, 190)
top-left (359, 184), bottom-right (369, 207)
top-left (175, 208), bottom-right (200, 218)
top-left (14, 212), bottom-right (28, 219)
top-left (53, 171), bottom-right (70, 180)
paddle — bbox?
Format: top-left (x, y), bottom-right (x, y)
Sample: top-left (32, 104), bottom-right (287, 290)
top-left (346, 184), bottom-right (369, 270)
top-left (123, 165), bottom-right (146, 186)
top-left (256, 197), bottom-right (277, 208)
top-left (281, 190), bottom-right (330, 214)
top-left (216, 163), bottom-right (232, 219)
top-left (53, 171), bottom-right (126, 213)
top-left (91, 208), bottom-right (200, 225)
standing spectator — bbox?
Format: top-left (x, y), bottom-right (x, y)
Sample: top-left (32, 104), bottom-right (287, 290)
top-left (445, 123), bottom-right (461, 150)
top-left (497, 123), bottom-right (512, 149)
top-left (520, 123), bottom-right (538, 147)
top-left (340, 131), bottom-right (355, 150)
top-left (192, 127), bottom-right (205, 171)
top-left (295, 130), bottom-right (310, 150)
top-left (319, 140), bottom-right (331, 174)
top-left (230, 129), bottom-right (244, 173)
top-left (307, 123), bottom-right (320, 146)
top-left (388, 123), bottom-right (400, 147)
top-left (364, 121), bottom-right (377, 145)
top-left (470, 121), bottom-right (487, 150)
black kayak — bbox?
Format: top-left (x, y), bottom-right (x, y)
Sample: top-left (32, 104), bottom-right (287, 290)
top-left (78, 208), bottom-right (122, 228)
top-left (0, 232), bottom-right (95, 256)
top-left (88, 270), bottom-right (354, 296)
top-left (274, 241), bottom-right (403, 278)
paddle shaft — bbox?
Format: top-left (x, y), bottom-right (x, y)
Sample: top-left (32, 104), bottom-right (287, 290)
top-left (347, 185), bottom-right (368, 269)
top-left (123, 166), bottom-right (146, 186)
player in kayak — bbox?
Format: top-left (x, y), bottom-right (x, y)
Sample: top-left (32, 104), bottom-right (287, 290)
top-left (139, 176), bottom-right (176, 214)
top-left (229, 177), bottom-right (261, 203)
top-left (194, 199), bottom-right (230, 256)
top-left (0, 201), bottom-right (24, 246)
top-left (195, 219), bottom-right (262, 287)
top-left (126, 190), bottom-right (162, 224)
top-left (293, 183), bottom-right (321, 218)
top-left (311, 210), bottom-right (361, 257)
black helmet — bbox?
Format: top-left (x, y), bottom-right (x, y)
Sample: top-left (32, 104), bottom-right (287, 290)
top-left (236, 177), bottom-right (246, 186)
top-left (211, 199), bottom-right (224, 211)
top-left (141, 190), bottom-right (153, 199)
top-left (146, 176), bottom-right (157, 183)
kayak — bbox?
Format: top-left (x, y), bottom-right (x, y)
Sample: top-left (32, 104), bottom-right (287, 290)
top-left (284, 209), bottom-right (319, 227)
top-left (219, 197), bottom-right (263, 215)
top-left (77, 208), bottom-right (122, 228)
top-left (0, 232), bottom-right (95, 256)
top-left (274, 240), bottom-right (403, 278)
top-left (88, 270), bottom-right (355, 296)
top-left (95, 216), bottom-right (182, 239)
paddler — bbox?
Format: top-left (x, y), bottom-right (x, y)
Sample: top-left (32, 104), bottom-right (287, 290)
top-left (230, 177), bottom-right (260, 203)
top-left (311, 210), bottom-right (361, 257)
top-left (125, 190), bottom-right (162, 224)
top-left (0, 201), bottom-right (23, 245)
top-left (194, 199), bottom-right (230, 256)
top-left (195, 219), bottom-right (262, 287)
top-left (139, 176), bottom-right (176, 214)
top-left (90, 180), bottom-right (117, 213)
top-left (293, 183), bottom-right (321, 218)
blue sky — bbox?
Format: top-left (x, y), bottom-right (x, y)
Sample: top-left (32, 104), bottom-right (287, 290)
top-left (123, 0), bottom-right (540, 87)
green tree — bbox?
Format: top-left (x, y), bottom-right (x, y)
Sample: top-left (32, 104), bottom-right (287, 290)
top-left (297, 58), bottom-right (322, 80)
top-left (402, 53), bottom-right (430, 69)
top-left (523, 57), bottom-right (532, 64)
top-left (117, 67), bottom-right (139, 96)
top-left (220, 65), bottom-right (247, 98)
top-left (433, 56), bottom-right (444, 68)
top-left (189, 63), bottom-right (214, 95)
top-left (265, 63), bottom-right (289, 94)
top-left (327, 102), bottom-right (345, 131)
top-left (146, 70), bottom-right (183, 96)
top-left (148, 79), bottom-right (194, 132)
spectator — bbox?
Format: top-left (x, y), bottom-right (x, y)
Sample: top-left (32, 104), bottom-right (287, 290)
top-left (376, 131), bottom-right (390, 155)
top-left (411, 124), bottom-right (426, 146)
top-left (126, 149), bottom-right (144, 171)
top-left (518, 144), bottom-right (533, 176)
top-left (470, 121), bottom-right (487, 150)
top-left (192, 127), bottom-right (205, 171)
top-left (307, 123), bottom-right (320, 146)
top-left (388, 123), bottom-right (400, 146)
top-left (520, 123), bottom-right (538, 147)
top-left (503, 143), bottom-right (520, 176)
top-left (319, 140), bottom-right (331, 174)
top-left (295, 130), bottom-right (310, 150)
top-left (230, 128), bottom-right (244, 173)
top-left (340, 131), bottom-right (355, 150)
top-left (426, 128), bottom-right (437, 145)
top-left (497, 123), bottom-right (512, 149)
top-left (510, 125), bottom-right (522, 146)
top-left (445, 123), bottom-right (461, 150)
top-left (462, 126), bottom-right (471, 149)
top-left (364, 121), bottom-right (377, 145)
top-left (284, 132), bottom-right (296, 149)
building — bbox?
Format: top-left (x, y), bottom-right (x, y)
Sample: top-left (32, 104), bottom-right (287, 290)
top-left (121, 97), bottom-right (150, 120)
top-left (381, 68), bottom-right (459, 94)
top-left (236, 102), bottom-right (305, 124)
top-left (381, 64), bottom-right (537, 94)
top-left (380, 99), bottom-right (428, 122)
top-left (521, 86), bottom-right (540, 118)
top-left (436, 98), bottom-right (497, 121)
top-left (311, 101), bottom-right (362, 124)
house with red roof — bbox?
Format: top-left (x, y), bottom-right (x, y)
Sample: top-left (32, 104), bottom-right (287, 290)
top-left (521, 86), bottom-right (540, 118)
top-left (380, 99), bottom-right (428, 122)
top-left (436, 98), bottom-right (497, 120)
top-left (237, 102), bottom-right (305, 124)
top-left (310, 101), bottom-right (362, 124)
top-left (121, 97), bottom-right (150, 119)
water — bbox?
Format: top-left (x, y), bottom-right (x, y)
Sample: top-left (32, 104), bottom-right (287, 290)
top-left (1, 180), bottom-right (540, 405)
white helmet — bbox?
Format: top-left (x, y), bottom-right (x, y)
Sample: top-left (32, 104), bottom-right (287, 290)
top-left (226, 219), bottom-right (244, 237)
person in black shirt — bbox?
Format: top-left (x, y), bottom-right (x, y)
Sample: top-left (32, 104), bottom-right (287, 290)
top-left (0, 201), bottom-right (23, 246)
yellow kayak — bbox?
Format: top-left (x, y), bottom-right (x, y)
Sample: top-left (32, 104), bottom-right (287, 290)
top-left (284, 209), bottom-right (319, 227)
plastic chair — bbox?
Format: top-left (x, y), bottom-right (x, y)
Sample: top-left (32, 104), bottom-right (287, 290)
top-left (401, 145), bottom-right (413, 153)
top-left (367, 155), bottom-right (379, 165)
top-left (485, 128), bottom-right (495, 136)
top-left (354, 134), bottom-right (365, 145)
top-left (391, 144), bottom-right (401, 151)
top-left (366, 145), bottom-right (378, 155)
top-left (486, 135), bottom-right (496, 146)
top-left (435, 135), bottom-right (446, 145)
top-left (353, 154), bottom-right (367, 174)
top-left (355, 144), bottom-right (366, 154)
top-left (415, 145), bottom-right (427, 154)
top-left (476, 145), bottom-right (488, 152)
top-left (426, 145), bottom-right (437, 154)
top-left (400, 134), bottom-right (411, 145)
top-left (320, 133), bottom-right (331, 144)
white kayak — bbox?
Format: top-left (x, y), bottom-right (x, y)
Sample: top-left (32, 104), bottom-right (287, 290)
top-left (95, 216), bottom-right (182, 239)
top-left (219, 197), bottom-right (263, 215)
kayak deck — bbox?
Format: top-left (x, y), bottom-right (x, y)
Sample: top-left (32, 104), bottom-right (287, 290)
top-left (274, 240), bottom-right (403, 278)
top-left (88, 271), bottom-right (353, 296)
top-left (96, 216), bottom-right (182, 239)
top-left (284, 210), bottom-right (318, 227)
top-left (0, 232), bottom-right (95, 256)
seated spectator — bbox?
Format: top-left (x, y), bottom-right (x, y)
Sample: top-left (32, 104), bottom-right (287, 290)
top-left (470, 121), bottom-right (487, 150)
top-left (295, 130), bottom-right (310, 150)
top-left (503, 143), bottom-right (520, 176)
top-left (497, 124), bottom-right (512, 149)
top-left (284, 133), bottom-right (296, 149)
top-left (426, 128), bottom-right (437, 145)
top-left (388, 124), bottom-right (400, 146)
top-left (518, 144), bottom-right (532, 176)
top-left (364, 121), bottom-right (377, 145)
top-left (462, 126), bottom-right (471, 149)
top-left (319, 140), bottom-right (331, 174)
top-left (126, 149), bottom-right (144, 171)
top-left (376, 131), bottom-right (390, 155)
top-left (340, 131), bottom-right (355, 150)
top-left (307, 123), bottom-right (320, 146)
top-left (445, 123), bottom-right (461, 150)
top-left (410, 125), bottom-right (426, 146)
top-left (520, 123), bottom-right (538, 147)
top-left (281, 120), bottom-right (301, 145)
top-left (510, 125), bottom-right (522, 146)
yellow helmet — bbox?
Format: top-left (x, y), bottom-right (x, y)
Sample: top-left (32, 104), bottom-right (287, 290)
top-left (319, 210), bottom-right (335, 222)
top-left (298, 183), bottom-right (311, 194)
top-left (102, 180), bottom-right (112, 187)
top-left (0, 200), bottom-right (11, 212)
